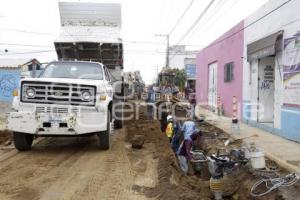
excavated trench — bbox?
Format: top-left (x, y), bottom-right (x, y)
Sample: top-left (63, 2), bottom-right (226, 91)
top-left (124, 102), bottom-right (300, 200)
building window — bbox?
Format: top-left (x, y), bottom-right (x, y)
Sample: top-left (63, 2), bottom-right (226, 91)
top-left (224, 62), bottom-right (234, 82)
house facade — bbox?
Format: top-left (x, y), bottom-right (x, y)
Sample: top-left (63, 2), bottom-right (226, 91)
top-left (196, 21), bottom-right (244, 118)
top-left (243, 0), bottom-right (300, 142)
top-left (196, 0), bottom-right (300, 142)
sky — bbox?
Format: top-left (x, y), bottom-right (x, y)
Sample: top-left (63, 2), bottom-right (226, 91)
top-left (0, 0), bottom-right (269, 84)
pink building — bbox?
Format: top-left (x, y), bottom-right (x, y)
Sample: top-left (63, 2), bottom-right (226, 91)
top-left (196, 21), bottom-right (244, 118)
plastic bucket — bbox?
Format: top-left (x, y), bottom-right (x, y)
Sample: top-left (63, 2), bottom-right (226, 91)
top-left (249, 151), bottom-right (266, 169)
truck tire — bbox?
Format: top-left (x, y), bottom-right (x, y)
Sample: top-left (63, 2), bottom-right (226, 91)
top-left (113, 102), bottom-right (123, 129)
top-left (99, 111), bottom-right (110, 150)
top-left (13, 132), bottom-right (34, 151)
top-left (114, 119), bottom-right (123, 129)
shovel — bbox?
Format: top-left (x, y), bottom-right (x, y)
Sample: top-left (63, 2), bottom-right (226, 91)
top-left (224, 134), bottom-right (259, 146)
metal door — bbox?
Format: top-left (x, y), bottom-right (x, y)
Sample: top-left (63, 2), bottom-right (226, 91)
top-left (208, 62), bottom-right (218, 111)
top-left (258, 57), bottom-right (275, 123)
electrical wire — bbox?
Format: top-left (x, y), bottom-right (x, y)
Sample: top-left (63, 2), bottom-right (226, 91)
top-left (155, 0), bottom-right (196, 50)
top-left (205, 0), bottom-right (293, 50)
top-left (2, 0), bottom-right (295, 58)
top-left (189, 0), bottom-right (237, 38)
top-left (0, 43), bottom-right (53, 48)
top-left (250, 173), bottom-right (300, 197)
top-left (168, 0), bottom-right (216, 63)
top-left (168, 0), bottom-right (195, 36)
top-left (175, 0), bottom-right (216, 45)
top-left (1, 28), bottom-right (57, 36)
top-left (0, 50), bottom-right (55, 55)
top-left (169, 0), bottom-right (293, 63)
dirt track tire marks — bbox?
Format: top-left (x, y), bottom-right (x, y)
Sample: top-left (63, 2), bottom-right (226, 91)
top-left (0, 129), bottom-right (155, 200)
top-left (0, 137), bottom-right (92, 200)
top-left (70, 130), bottom-right (134, 200)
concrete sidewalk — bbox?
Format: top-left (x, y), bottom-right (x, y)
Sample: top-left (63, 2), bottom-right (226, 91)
top-left (196, 107), bottom-right (300, 173)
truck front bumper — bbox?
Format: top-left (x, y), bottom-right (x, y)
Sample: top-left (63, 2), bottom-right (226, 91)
top-left (7, 109), bottom-right (108, 135)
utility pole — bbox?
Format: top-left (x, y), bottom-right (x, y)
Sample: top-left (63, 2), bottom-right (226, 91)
top-left (155, 34), bottom-right (169, 68)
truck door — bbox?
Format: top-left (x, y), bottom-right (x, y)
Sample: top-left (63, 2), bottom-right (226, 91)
top-left (104, 66), bottom-right (113, 98)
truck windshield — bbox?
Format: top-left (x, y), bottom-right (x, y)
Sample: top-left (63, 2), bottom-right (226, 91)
top-left (40, 62), bottom-right (103, 80)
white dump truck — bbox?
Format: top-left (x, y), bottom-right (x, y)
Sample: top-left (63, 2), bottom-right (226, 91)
top-left (8, 2), bottom-right (124, 151)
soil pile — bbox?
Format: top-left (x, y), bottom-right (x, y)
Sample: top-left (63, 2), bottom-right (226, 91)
top-left (131, 135), bottom-right (146, 149)
top-left (125, 105), bottom-right (211, 200)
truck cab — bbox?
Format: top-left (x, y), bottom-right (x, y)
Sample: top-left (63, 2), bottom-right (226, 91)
top-left (8, 61), bottom-right (114, 150)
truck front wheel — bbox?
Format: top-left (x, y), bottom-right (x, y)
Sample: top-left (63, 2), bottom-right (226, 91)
top-left (114, 119), bottom-right (123, 129)
top-left (98, 111), bottom-right (110, 150)
top-left (13, 132), bottom-right (34, 151)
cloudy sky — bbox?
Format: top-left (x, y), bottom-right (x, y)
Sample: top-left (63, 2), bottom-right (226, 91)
top-left (0, 0), bottom-right (268, 83)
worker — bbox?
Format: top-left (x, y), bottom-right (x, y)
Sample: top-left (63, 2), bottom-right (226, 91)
top-left (171, 120), bottom-right (182, 152)
top-left (176, 120), bottom-right (200, 174)
top-left (181, 119), bottom-right (197, 138)
top-left (165, 115), bottom-right (174, 142)
top-left (177, 130), bottom-right (202, 174)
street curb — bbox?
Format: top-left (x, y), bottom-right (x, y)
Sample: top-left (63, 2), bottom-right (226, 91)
top-left (264, 152), bottom-right (300, 173)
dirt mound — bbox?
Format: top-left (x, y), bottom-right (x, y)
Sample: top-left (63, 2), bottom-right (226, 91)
top-left (125, 106), bottom-right (211, 200)
top-left (131, 135), bottom-right (145, 149)
top-left (0, 130), bottom-right (12, 145)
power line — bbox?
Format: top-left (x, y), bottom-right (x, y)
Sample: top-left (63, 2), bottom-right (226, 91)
top-left (0, 40), bottom-right (204, 48)
top-left (168, 0), bottom-right (293, 62)
top-left (0, 43), bottom-right (53, 48)
top-left (0, 50), bottom-right (55, 55)
top-left (189, 0), bottom-right (231, 38)
top-left (204, 0), bottom-right (292, 49)
top-left (175, 0), bottom-right (216, 45)
top-left (168, 0), bottom-right (195, 35)
top-left (2, 29), bottom-right (57, 36)
top-left (0, 48), bottom-right (194, 56)
top-left (168, 0), bottom-right (216, 62)
top-left (155, 0), bottom-right (195, 52)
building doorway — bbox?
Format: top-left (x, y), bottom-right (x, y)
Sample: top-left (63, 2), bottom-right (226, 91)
top-left (208, 62), bottom-right (218, 112)
top-left (257, 57), bottom-right (275, 125)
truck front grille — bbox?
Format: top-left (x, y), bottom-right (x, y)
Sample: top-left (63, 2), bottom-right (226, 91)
top-left (21, 81), bottom-right (96, 106)
top-left (36, 106), bottom-right (79, 113)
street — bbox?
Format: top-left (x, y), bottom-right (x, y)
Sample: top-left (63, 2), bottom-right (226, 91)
top-left (1, 0), bottom-right (300, 199)
top-left (0, 129), bottom-right (157, 200)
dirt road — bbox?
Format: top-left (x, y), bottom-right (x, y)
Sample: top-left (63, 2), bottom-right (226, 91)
top-left (0, 129), bottom-right (158, 200)
top-left (1, 103), bottom-right (299, 200)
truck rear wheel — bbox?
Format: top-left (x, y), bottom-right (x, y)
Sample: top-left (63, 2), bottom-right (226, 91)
top-left (99, 111), bottom-right (110, 150)
top-left (13, 132), bottom-right (34, 151)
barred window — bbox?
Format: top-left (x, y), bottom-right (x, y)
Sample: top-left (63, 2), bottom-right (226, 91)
top-left (224, 62), bottom-right (234, 82)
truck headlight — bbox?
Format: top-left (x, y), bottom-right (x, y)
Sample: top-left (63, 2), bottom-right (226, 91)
top-left (26, 88), bottom-right (36, 98)
top-left (81, 91), bottom-right (92, 101)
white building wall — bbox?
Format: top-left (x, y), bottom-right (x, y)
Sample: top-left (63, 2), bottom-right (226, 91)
top-left (168, 45), bottom-right (196, 69)
top-left (243, 0), bottom-right (300, 129)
